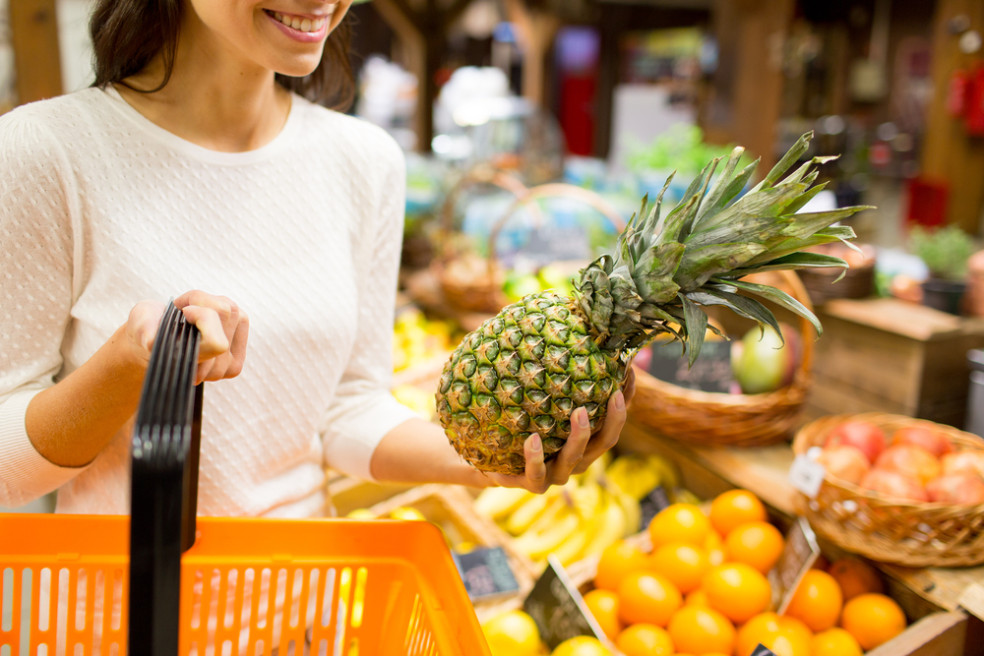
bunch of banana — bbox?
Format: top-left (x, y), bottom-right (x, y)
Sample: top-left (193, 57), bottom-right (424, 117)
top-left (473, 454), bottom-right (656, 568)
top-left (392, 308), bottom-right (458, 372)
top-left (603, 452), bottom-right (680, 500)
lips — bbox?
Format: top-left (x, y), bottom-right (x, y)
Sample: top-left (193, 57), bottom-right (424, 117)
top-left (264, 5), bottom-right (338, 34)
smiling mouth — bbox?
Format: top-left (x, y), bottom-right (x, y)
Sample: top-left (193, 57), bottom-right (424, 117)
top-left (265, 8), bottom-right (333, 33)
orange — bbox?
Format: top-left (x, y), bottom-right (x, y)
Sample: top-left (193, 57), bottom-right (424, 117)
top-left (582, 589), bottom-right (622, 641)
top-left (667, 605), bottom-right (736, 655)
top-left (811, 627), bottom-right (863, 656)
top-left (594, 540), bottom-right (650, 592)
top-left (759, 627), bottom-right (812, 656)
top-left (708, 489), bottom-right (767, 536)
top-left (735, 612), bottom-right (783, 656)
top-left (614, 623), bottom-right (673, 656)
top-left (616, 571), bottom-right (682, 627)
top-left (703, 531), bottom-right (727, 567)
top-left (647, 503), bottom-right (713, 550)
top-left (648, 542), bottom-right (711, 594)
top-left (784, 569), bottom-right (842, 632)
top-left (702, 563), bottom-right (771, 625)
top-left (827, 556), bottom-right (884, 601)
top-left (684, 588), bottom-right (710, 607)
top-left (840, 593), bottom-right (907, 650)
top-left (723, 521), bottom-right (785, 574)
top-left (550, 635), bottom-right (613, 656)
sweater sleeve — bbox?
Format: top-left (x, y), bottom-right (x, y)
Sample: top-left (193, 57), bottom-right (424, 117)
top-left (319, 128), bottom-right (418, 480)
top-left (0, 108), bottom-right (86, 507)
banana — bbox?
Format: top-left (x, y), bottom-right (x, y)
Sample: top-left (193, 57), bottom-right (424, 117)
top-left (550, 519), bottom-right (593, 567)
top-left (503, 486), bottom-right (562, 536)
top-left (512, 504), bottom-right (581, 561)
top-left (473, 486), bottom-right (533, 521)
top-left (577, 489), bottom-right (628, 561)
top-left (612, 485), bottom-right (642, 537)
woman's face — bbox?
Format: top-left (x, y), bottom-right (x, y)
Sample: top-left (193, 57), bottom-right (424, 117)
top-left (184, 0), bottom-right (353, 78)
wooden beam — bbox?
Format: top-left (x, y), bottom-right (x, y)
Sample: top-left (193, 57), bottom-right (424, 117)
top-left (920, 0), bottom-right (984, 235)
top-left (502, 0), bottom-right (559, 108)
top-left (9, 0), bottom-right (62, 105)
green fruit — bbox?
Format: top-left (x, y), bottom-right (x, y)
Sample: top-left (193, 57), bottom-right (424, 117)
top-left (732, 325), bottom-right (789, 394)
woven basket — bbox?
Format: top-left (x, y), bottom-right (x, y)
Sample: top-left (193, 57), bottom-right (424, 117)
top-left (628, 269), bottom-right (815, 447)
top-left (792, 412), bottom-right (984, 567)
top-left (434, 168), bottom-right (625, 315)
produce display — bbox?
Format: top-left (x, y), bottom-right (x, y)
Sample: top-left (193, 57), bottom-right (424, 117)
top-left (471, 452), bottom-right (689, 568)
top-left (478, 490), bottom-right (910, 656)
top-left (437, 132), bottom-right (867, 475)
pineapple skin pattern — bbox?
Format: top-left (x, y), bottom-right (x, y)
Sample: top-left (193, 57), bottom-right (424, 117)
top-left (437, 292), bottom-right (625, 475)
top-left (437, 132), bottom-right (870, 475)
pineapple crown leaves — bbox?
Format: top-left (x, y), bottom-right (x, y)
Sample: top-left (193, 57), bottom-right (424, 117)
top-left (573, 131), bottom-right (874, 366)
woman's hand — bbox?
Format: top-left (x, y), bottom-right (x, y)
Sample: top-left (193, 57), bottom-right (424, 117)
top-left (124, 290), bottom-right (249, 384)
top-left (483, 368), bottom-right (636, 493)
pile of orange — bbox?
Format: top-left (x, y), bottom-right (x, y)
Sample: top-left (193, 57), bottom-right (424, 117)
top-left (586, 489), bottom-right (908, 656)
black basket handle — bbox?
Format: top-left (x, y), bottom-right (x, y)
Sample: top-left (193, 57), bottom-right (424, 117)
top-left (128, 300), bottom-right (202, 655)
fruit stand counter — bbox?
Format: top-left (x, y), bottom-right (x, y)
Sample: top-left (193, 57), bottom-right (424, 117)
top-left (617, 419), bottom-right (984, 655)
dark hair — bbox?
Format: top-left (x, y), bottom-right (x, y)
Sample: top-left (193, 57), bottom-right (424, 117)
top-left (88, 0), bottom-right (355, 110)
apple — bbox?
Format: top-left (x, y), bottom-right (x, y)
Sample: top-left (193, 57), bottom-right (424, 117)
top-left (817, 445), bottom-right (870, 485)
top-left (859, 469), bottom-right (929, 503)
top-left (926, 473), bottom-right (984, 505)
top-left (891, 425), bottom-right (953, 458)
top-left (940, 450), bottom-right (984, 479)
top-left (731, 325), bottom-right (795, 394)
top-left (824, 420), bottom-right (887, 464)
top-left (874, 444), bottom-right (942, 485)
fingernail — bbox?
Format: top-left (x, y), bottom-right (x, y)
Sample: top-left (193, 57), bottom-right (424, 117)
top-left (577, 408), bottom-right (589, 428)
top-left (615, 391), bottom-right (625, 410)
top-left (530, 434), bottom-right (542, 453)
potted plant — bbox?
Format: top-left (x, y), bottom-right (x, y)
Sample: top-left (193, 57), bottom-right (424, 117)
top-left (909, 225), bottom-right (978, 315)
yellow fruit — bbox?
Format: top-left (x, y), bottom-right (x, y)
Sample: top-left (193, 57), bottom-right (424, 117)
top-left (723, 521), bottom-right (784, 574)
top-left (702, 563), bottom-right (771, 625)
top-left (811, 627), bottom-right (863, 656)
top-left (648, 542), bottom-right (710, 594)
top-left (840, 593), bottom-right (907, 650)
top-left (784, 569), bottom-right (843, 632)
top-left (666, 604), bottom-right (736, 655)
top-left (550, 636), bottom-right (612, 656)
top-left (647, 504), bottom-right (713, 550)
top-left (481, 610), bottom-right (543, 656)
top-left (708, 489), bottom-right (767, 536)
top-left (345, 508), bottom-right (376, 519)
top-left (388, 506), bottom-right (427, 521)
top-left (614, 623), bottom-right (674, 656)
top-left (582, 589), bottom-right (622, 641)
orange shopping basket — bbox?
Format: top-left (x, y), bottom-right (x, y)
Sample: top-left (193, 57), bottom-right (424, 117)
top-left (0, 303), bottom-right (490, 655)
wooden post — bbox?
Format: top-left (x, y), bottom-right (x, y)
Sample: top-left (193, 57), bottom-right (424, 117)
top-left (702, 0), bottom-right (793, 171)
top-left (371, 0), bottom-right (472, 152)
top-left (502, 0), bottom-right (559, 108)
top-left (921, 0), bottom-right (984, 235)
top-left (9, 0), bottom-right (63, 105)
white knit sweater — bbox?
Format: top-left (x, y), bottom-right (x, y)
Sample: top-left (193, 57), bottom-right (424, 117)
top-left (0, 87), bottom-right (417, 517)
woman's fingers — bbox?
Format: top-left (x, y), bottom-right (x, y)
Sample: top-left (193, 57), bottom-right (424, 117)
top-left (522, 434), bottom-right (549, 494)
top-left (573, 390), bottom-right (627, 473)
top-left (549, 407), bottom-right (592, 482)
top-left (172, 291), bottom-right (248, 382)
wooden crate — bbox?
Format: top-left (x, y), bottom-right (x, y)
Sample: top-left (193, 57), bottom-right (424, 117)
top-left (614, 420), bottom-right (984, 655)
top-left (805, 298), bottom-right (984, 428)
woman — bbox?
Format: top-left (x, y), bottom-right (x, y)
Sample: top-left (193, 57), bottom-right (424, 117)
top-left (0, 0), bottom-right (630, 516)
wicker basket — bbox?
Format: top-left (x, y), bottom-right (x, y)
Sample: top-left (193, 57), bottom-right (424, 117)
top-left (628, 269), bottom-right (815, 447)
top-left (434, 167), bottom-right (625, 315)
top-left (792, 412), bottom-right (984, 568)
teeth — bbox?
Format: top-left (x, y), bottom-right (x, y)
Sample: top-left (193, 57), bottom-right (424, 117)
top-left (272, 11), bottom-right (327, 33)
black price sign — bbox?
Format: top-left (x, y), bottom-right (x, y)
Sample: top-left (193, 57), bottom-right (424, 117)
top-left (648, 340), bottom-right (734, 393)
top-left (522, 556), bottom-right (607, 650)
top-left (769, 517), bottom-right (821, 614)
top-left (452, 546), bottom-right (520, 601)
top-left (751, 645), bottom-right (779, 656)
top-left (639, 485), bottom-right (672, 529)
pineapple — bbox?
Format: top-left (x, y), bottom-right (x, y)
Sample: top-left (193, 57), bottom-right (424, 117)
top-left (437, 132), bottom-right (869, 475)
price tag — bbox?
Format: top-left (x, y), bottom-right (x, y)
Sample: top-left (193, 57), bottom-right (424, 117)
top-left (750, 645), bottom-right (779, 656)
top-left (451, 546), bottom-right (520, 602)
top-left (788, 451), bottom-right (825, 498)
top-left (770, 517), bottom-right (822, 614)
top-left (648, 340), bottom-right (734, 393)
top-left (639, 485), bottom-right (672, 529)
top-left (522, 556), bottom-right (607, 650)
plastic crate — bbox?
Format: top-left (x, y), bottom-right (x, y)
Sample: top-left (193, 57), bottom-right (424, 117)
top-left (0, 513), bottom-right (490, 655)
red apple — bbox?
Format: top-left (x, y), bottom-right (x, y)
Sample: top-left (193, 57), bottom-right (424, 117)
top-left (859, 469), bottom-right (929, 503)
top-left (926, 473), bottom-right (984, 505)
top-left (817, 445), bottom-right (870, 485)
top-left (891, 425), bottom-right (953, 458)
top-left (940, 450), bottom-right (984, 479)
top-left (873, 444), bottom-right (941, 485)
top-left (825, 420), bottom-right (887, 464)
